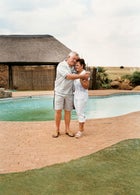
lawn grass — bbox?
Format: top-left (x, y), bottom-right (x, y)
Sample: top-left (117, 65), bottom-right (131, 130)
top-left (0, 139), bottom-right (140, 195)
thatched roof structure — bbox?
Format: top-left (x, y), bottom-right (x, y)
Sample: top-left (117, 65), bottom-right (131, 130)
top-left (0, 35), bottom-right (71, 64)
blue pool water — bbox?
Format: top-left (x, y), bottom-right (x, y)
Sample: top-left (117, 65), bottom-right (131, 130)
top-left (86, 93), bottom-right (140, 119)
top-left (0, 93), bottom-right (140, 121)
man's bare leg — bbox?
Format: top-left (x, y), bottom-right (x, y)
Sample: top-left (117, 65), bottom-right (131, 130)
top-left (64, 110), bottom-right (74, 137)
top-left (52, 110), bottom-right (62, 138)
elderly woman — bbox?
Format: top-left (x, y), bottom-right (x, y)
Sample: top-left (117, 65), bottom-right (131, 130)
top-left (74, 58), bottom-right (90, 138)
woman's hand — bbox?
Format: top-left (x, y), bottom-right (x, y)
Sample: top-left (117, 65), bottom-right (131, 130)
top-left (80, 78), bottom-right (89, 89)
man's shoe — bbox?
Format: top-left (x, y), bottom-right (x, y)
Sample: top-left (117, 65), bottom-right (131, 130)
top-left (65, 131), bottom-right (74, 137)
top-left (52, 131), bottom-right (60, 138)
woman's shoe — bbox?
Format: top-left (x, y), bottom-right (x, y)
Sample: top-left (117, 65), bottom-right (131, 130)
top-left (75, 131), bottom-right (83, 138)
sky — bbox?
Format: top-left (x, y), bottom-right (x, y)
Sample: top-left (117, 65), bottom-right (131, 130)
top-left (0, 0), bottom-right (140, 67)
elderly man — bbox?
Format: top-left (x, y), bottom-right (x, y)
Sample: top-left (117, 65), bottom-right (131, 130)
top-left (53, 51), bottom-right (89, 138)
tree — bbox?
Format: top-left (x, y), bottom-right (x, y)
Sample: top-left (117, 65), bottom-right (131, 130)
top-left (96, 67), bottom-right (111, 89)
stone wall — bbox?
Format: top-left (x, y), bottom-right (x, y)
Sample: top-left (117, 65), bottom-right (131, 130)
top-left (0, 65), bottom-right (9, 89)
top-left (0, 88), bottom-right (12, 98)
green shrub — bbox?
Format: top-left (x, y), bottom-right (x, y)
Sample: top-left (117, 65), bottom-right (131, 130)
top-left (121, 71), bottom-right (140, 87)
top-left (96, 67), bottom-right (111, 89)
top-left (101, 83), bottom-right (111, 89)
top-left (121, 74), bottom-right (132, 81)
top-left (131, 71), bottom-right (140, 86)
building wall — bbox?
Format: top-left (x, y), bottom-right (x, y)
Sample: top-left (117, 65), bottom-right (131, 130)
top-left (0, 65), bottom-right (9, 89)
top-left (12, 65), bottom-right (56, 90)
top-left (0, 64), bottom-right (96, 90)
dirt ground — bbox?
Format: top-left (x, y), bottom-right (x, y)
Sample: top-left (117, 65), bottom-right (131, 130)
top-left (0, 90), bottom-right (140, 174)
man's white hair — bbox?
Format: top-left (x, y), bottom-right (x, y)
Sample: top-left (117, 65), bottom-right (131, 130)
top-left (68, 51), bottom-right (79, 57)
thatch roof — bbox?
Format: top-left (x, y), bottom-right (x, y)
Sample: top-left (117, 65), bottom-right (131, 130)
top-left (0, 35), bottom-right (71, 64)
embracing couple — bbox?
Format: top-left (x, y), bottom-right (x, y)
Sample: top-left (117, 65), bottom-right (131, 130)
top-left (53, 51), bottom-right (90, 139)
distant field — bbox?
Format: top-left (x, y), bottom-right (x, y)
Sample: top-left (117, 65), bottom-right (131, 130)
top-left (103, 67), bottom-right (140, 80)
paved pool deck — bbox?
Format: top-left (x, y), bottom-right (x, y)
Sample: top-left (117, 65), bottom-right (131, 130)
top-left (11, 89), bottom-right (140, 97)
top-left (0, 90), bottom-right (140, 174)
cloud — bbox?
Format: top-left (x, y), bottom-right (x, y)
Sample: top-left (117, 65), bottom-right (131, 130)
top-left (0, 0), bottom-right (87, 35)
top-left (0, 0), bottom-right (140, 66)
top-left (60, 0), bottom-right (140, 66)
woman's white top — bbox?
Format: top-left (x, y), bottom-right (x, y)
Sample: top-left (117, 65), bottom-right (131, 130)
top-left (74, 70), bottom-right (88, 99)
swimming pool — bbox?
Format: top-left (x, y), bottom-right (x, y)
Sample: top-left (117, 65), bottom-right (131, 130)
top-left (86, 93), bottom-right (140, 119)
top-left (0, 93), bottom-right (140, 121)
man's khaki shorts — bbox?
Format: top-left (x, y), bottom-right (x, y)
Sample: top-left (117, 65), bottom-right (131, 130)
top-left (54, 94), bottom-right (73, 111)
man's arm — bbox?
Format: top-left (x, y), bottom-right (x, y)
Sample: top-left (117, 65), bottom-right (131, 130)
top-left (66, 72), bottom-right (90, 80)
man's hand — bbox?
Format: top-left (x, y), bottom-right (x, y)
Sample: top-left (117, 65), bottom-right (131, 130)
top-left (80, 71), bottom-right (90, 80)
top-left (85, 71), bottom-right (90, 78)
